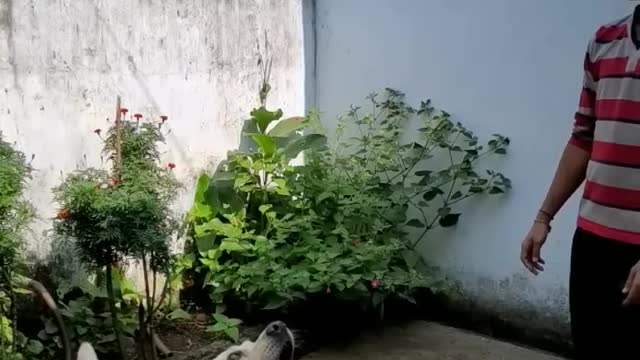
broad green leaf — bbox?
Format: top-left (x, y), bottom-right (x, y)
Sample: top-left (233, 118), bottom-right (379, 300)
top-left (450, 191), bottom-right (463, 200)
top-left (225, 326), bottom-right (240, 342)
top-left (206, 322), bottom-right (227, 332)
top-left (251, 107), bottom-right (283, 133)
top-left (439, 213), bottom-right (461, 227)
top-left (219, 239), bottom-right (248, 252)
top-left (213, 313), bottom-right (229, 323)
top-left (406, 219), bottom-right (426, 228)
top-left (259, 204), bottom-right (273, 214)
top-left (401, 250), bottom-right (421, 267)
top-left (280, 134), bottom-right (327, 160)
top-left (263, 298), bottom-right (288, 310)
top-left (26, 340), bottom-right (44, 355)
top-left (44, 319), bottom-right (58, 334)
top-left (196, 235), bottom-right (216, 253)
top-left (193, 174), bottom-right (211, 203)
top-left (267, 117), bottom-right (306, 137)
top-left (227, 318), bottom-right (243, 326)
top-left (167, 308), bottom-right (192, 321)
top-left (489, 186), bottom-right (505, 194)
top-left (249, 134), bottom-right (276, 156)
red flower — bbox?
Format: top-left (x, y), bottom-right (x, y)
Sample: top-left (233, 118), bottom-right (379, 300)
top-left (134, 113), bottom-right (143, 120)
top-left (371, 279), bottom-right (381, 289)
top-left (108, 178), bottom-right (121, 186)
top-left (160, 115), bottom-right (168, 123)
top-left (120, 108), bottom-right (129, 115)
top-left (94, 129), bottom-right (101, 135)
top-left (57, 210), bottom-right (70, 219)
top-left (167, 163), bottom-right (176, 170)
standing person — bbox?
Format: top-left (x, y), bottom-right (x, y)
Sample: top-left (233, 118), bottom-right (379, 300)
top-left (520, 6), bottom-right (640, 359)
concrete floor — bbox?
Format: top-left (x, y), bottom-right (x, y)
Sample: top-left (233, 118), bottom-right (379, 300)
top-left (303, 322), bottom-right (566, 360)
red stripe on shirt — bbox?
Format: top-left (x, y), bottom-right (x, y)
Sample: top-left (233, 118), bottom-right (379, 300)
top-left (569, 135), bottom-right (592, 152)
top-left (595, 24), bottom-right (628, 43)
top-left (579, 88), bottom-right (596, 108)
top-left (578, 217), bottom-right (640, 245)
top-left (584, 181), bottom-right (640, 209)
top-left (596, 99), bottom-right (640, 120)
top-left (591, 141), bottom-right (640, 166)
top-left (592, 57), bottom-right (628, 79)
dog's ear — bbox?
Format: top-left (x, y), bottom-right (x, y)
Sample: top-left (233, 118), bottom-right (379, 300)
top-left (77, 342), bottom-right (98, 360)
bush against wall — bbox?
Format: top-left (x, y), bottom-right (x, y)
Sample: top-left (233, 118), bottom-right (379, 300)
top-left (185, 88), bottom-right (510, 324)
top-left (0, 133), bottom-right (36, 359)
top-left (52, 108), bottom-right (180, 359)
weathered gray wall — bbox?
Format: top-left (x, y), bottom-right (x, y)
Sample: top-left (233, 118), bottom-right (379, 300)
top-left (0, 0), bottom-right (306, 256)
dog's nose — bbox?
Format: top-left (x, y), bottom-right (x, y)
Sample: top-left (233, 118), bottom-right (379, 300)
top-left (266, 321), bottom-right (286, 337)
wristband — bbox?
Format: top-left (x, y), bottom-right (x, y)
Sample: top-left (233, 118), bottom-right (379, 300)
top-left (534, 219), bottom-right (552, 232)
top-left (538, 209), bottom-right (554, 220)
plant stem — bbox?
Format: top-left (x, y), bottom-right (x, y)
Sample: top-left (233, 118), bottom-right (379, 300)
top-left (142, 255), bottom-right (158, 360)
top-left (1, 271), bottom-right (16, 353)
top-left (105, 264), bottom-right (127, 359)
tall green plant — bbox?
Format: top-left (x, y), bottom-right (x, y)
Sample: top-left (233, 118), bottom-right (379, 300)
top-left (0, 133), bottom-right (34, 359)
top-left (186, 88), bottom-right (510, 319)
top-left (53, 108), bottom-right (180, 359)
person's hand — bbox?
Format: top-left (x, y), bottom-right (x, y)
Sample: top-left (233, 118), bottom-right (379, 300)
top-left (623, 260), bottom-right (640, 306)
top-left (521, 221), bottom-right (550, 275)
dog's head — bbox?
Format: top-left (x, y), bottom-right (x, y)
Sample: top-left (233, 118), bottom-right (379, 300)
top-left (76, 342), bottom-right (98, 360)
top-left (214, 321), bottom-right (295, 360)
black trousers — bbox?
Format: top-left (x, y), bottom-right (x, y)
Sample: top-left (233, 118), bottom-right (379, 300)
top-left (570, 227), bottom-right (640, 359)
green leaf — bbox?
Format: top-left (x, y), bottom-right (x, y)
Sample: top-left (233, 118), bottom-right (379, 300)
top-left (494, 148), bottom-right (507, 154)
top-left (439, 213), bottom-right (461, 227)
top-left (26, 340), bottom-right (44, 355)
top-left (213, 313), bottom-right (230, 323)
top-left (195, 234), bottom-right (216, 253)
top-left (259, 204), bottom-right (273, 214)
top-left (167, 308), bottom-right (192, 321)
top-left (450, 191), bottom-right (463, 200)
top-left (267, 117), bottom-right (307, 137)
top-left (227, 318), bottom-right (243, 327)
top-left (489, 186), bottom-right (505, 194)
top-left (263, 298), bottom-right (288, 310)
top-left (249, 133), bottom-right (277, 156)
top-left (280, 134), bottom-right (327, 160)
top-left (251, 107), bottom-right (283, 133)
top-left (206, 323), bottom-right (226, 332)
top-left (44, 319), bottom-right (58, 334)
top-left (406, 219), bottom-right (426, 228)
top-left (401, 250), bottom-right (421, 267)
top-left (219, 239), bottom-right (248, 252)
top-left (422, 188), bottom-right (444, 201)
top-left (225, 326), bottom-right (240, 342)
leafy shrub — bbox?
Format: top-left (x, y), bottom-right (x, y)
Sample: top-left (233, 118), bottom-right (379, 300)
top-left (186, 88), bottom-right (510, 319)
top-left (0, 133), bottom-right (35, 359)
top-left (37, 271), bottom-right (140, 358)
top-left (52, 108), bottom-right (180, 358)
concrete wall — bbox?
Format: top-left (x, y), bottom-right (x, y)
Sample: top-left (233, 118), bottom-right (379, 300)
top-left (311, 0), bottom-right (628, 340)
top-left (0, 0), bottom-right (306, 256)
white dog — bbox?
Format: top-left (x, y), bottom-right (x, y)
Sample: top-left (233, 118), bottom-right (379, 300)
top-left (76, 321), bottom-right (295, 360)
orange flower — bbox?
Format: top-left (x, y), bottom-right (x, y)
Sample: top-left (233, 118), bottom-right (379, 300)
top-left (57, 210), bottom-right (70, 219)
top-left (371, 279), bottom-right (381, 289)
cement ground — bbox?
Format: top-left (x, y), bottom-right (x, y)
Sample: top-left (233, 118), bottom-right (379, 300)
top-left (303, 321), bottom-right (567, 360)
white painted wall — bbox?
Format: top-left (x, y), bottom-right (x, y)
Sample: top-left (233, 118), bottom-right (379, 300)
top-left (312, 0), bottom-right (629, 337)
top-left (0, 0), bottom-right (306, 256)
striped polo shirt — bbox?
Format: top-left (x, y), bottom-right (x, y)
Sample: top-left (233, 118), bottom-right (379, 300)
top-left (570, 11), bottom-right (640, 244)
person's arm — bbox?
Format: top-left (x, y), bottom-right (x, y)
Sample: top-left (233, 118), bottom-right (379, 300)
top-left (537, 39), bottom-right (597, 224)
top-left (521, 39), bottom-right (596, 274)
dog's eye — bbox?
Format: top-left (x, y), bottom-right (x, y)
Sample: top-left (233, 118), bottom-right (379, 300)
top-left (228, 351), bottom-right (243, 360)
